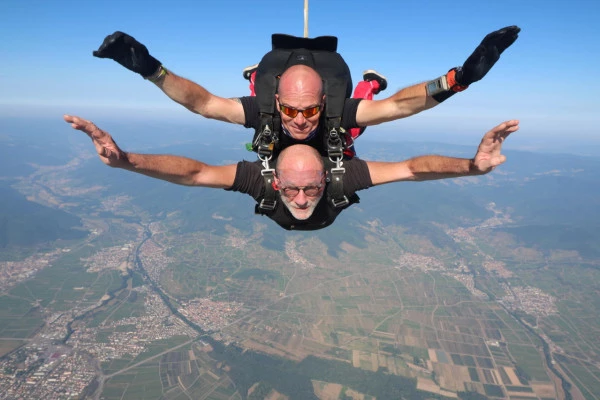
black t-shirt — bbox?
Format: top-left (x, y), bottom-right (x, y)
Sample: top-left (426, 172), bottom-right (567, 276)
top-left (226, 158), bottom-right (373, 231)
top-left (240, 96), bottom-right (362, 155)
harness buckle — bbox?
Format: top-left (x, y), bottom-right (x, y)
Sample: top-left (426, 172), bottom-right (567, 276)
top-left (255, 124), bottom-right (276, 158)
top-left (327, 127), bottom-right (344, 160)
top-left (258, 198), bottom-right (277, 211)
top-left (261, 168), bottom-right (275, 177)
top-left (330, 196), bottom-right (349, 208)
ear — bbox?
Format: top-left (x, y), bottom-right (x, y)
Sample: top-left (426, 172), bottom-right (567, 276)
top-left (272, 176), bottom-right (280, 191)
top-left (275, 95), bottom-right (281, 111)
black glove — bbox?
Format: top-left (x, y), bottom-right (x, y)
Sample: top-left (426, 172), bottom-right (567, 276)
top-left (93, 31), bottom-right (161, 78)
top-left (456, 25), bottom-right (520, 86)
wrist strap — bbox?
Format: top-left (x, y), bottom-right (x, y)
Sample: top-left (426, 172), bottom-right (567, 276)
top-left (446, 68), bottom-right (469, 92)
top-left (431, 68), bottom-right (469, 103)
top-left (146, 65), bottom-right (168, 83)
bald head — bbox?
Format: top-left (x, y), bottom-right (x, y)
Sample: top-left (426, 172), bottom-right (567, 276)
top-left (278, 65), bottom-right (323, 98)
top-left (275, 145), bottom-right (325, 220)
top-left (276, 144), bottom-right (324, 174)
top-left (276, 66), bottom-right (325, 140)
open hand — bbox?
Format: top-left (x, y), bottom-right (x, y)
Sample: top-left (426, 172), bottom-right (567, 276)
top-left (472, 120), bottom-right (519, 173)
top-left (64, 115), bottom-right (129, 168)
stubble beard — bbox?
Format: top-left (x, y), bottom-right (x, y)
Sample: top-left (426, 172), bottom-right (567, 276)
top-left (281, 194), bottom-right (323, 220)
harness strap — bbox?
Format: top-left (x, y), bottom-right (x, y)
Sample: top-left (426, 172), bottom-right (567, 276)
top-left (326, 138), bottom-right (350, 208)
top-left (256, 154), bottom-right (278, 214)
top-left (258, 168), bottom-right (277, 212)
top-left (324, 124), bottom-right (349, 208)
top-left (328, 164), bottom-right (348, 208)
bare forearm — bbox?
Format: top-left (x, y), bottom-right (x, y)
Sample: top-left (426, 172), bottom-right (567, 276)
top-left (356, 82), bottom-right (439, 126)
top-left (122, 152), bottom-right (208, 186)
top-left (390, 82), bottom-right (438, 117)
top-left (368, 120), bottom-right (517, 185)
top-left (407, 155), bottom-right (480, 181)
top-left (152, 71), bottom-right (245, 124)
top-left (367, 155), bottom-right (482, 186)
top-left (154, 72), bottom-right (212, 114)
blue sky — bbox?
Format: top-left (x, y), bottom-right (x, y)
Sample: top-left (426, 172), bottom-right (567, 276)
top-left (1, 0), bottom-right (599, 146)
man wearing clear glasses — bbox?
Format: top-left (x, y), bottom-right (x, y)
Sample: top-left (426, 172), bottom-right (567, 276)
top-left (63, 115), bottom-right (519, 231)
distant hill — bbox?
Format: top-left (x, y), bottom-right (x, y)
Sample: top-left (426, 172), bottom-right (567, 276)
top-left (0, 116), bottom-right (84, 178)
top-left (54, 134), bottom-right (600, 257)
top-left (5, 115), bottom-right (600, 259)
top-left (0, 185), bottom-right (85, 249)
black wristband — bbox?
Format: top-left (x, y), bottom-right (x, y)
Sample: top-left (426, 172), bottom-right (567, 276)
top-left (432, 90), bottom-right (456, 103)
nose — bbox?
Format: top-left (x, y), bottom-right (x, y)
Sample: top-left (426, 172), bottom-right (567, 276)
top-left (293, 112), bottom-right (307, 123)
top-left (294, 190), bottom-right (309, 206)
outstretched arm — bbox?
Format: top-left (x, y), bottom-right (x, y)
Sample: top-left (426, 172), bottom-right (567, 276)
top-left (355, 83), bottom-right (435, 126)
top-left (63, 115), bottom-right (237, 188)
top-left (93, 32), bottom-right (245, 124)
top-left (355, 26), bottom-right (520, 127)
top-left (366, 120), bottom-right (519, 185)
top-left (152, 71), bottom-right (245, 124)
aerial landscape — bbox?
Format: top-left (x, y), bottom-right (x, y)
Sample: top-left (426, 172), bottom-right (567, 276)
top-left (1, 115), bottom-right (600, 399)
top-left (2, 0), bottom-right (600, 398)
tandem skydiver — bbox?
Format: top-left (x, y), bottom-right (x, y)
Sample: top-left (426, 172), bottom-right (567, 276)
top-left (93, 26), bottom-right (520, 160)
top-left (64, 114), bottom-right (519, 231)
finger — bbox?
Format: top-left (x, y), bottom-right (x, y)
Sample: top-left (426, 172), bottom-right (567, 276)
top-left (64, 114), bottom-right (87, 130)
top-left (504, 123), bottom-right (520, 134)
top-left (482, 121), bottom-right (516, 144)
top-left (484, 26), bottom-right (520, 54)
top-left (495, 121), bottom-right (519, 142)
top-left (489, 121), bottom-right (509, 134)
top-left (501, 120), bottom-right (520, 134)
top-left (93, 32), bottom-right (124, 57)
top-left (64, 114), bottom-right (90, 128)
top-left (94, 36), bottom-right (113, 56)
top-left (497, 34), bottom-right (519, 54)
top-left (492, 120), bottom-right (519, 133)
top-left (499, 125), bottom-right (519, 142)
top-left (92, 50), bottom-right (108, 58)
top-left (491, 154), bottom-right (507, 167)
top-left (494, 25), bottom-right (521, 54)
top-left (63, 115), bottom-right (104, 141)
top-left (482, 26), bottom-right (520, 45)
top-left (498, 26), bottom-right (521, 41)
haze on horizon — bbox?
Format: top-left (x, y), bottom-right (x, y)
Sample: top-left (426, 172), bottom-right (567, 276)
top-left (2, 0), bottom-right (599, 143)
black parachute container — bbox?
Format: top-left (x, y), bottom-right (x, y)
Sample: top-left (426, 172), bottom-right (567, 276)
top-left (251, 33), bottom-right (353, 159)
